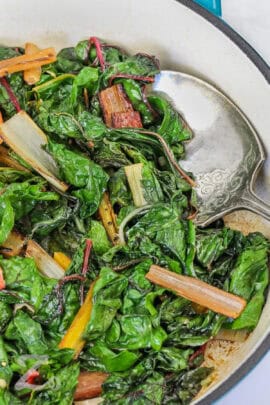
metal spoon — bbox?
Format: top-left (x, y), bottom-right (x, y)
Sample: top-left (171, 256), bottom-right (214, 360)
top-left (153, 70), bottom-right (270, 227)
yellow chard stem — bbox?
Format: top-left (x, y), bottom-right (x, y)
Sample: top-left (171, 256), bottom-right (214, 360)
top-left (98, 192), bottom-right (120, 245)
top-left (53, 252), bottom-right (72, 271)
top-left (58, 281), bottom-right (95, 358)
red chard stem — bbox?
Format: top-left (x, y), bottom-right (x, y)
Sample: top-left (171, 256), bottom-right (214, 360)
top-left (0, 77), bottom-right (21, 113)
top-left (80, 239), bottom-right (93, 304)
top-left (89, 37), bottom-right (105, 72)
top-left (109, 73), bottom-right (155, 87)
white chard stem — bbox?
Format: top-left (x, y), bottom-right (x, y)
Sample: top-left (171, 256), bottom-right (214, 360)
top-left (125, 163), bottom-right (147, 207)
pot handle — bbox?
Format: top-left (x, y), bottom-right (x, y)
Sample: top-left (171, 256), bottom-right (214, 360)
top-left (193, 1), bottom-right (222, 17)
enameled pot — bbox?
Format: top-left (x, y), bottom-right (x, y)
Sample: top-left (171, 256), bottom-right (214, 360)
top-left (1, 0), bottom-right (269, 403)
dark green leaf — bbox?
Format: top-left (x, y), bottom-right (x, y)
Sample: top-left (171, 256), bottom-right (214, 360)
top-left (0, 302), bottom-right (12, 333)
top-left (88, 220), bottom-right (111, 255)
top-left (31, 363), bottom-right (79, 404)
top-left (230, 244), bottom-right (268, 300)
top-left (0, 389), bottom-right (23, 405)
top-left (84, 268), bottom-right (128, 340)
top-left (149, 95), bottom-right (192, 151)
top-left (109, 168), bottom-right (133, 207)
top-left (196, 228), bottom-right (235, 268)
top-left (0, 168), bottom-right (31, 184)
top-left (101, 53), bottom-right (159, 87)
top-left (56, 47), bottom-right (84, 73)
top-left (127, 204), bottom-right (186, 264)
top-left (0, 256), bottom-right (56, 311)
top-left (5, 311), bottom-right (48, 355)
top-left (47, 140), bottom-right (108, 217)
top-left (29, 198), bottom-right (72, 237)
top-left (0, 196), bottom-right (14, 244)
top-left (0, 336), bottom-right (13, 385)
top-left (121, 79), bottom-right (154, 125)
top-left (88, 341), bottom-right (139, 372)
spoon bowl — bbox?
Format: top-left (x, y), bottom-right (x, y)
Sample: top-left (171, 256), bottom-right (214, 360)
top-left (153, 70), bottom-right (270, 226)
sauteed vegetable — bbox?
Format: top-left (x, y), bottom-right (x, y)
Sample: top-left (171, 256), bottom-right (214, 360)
top-left (0, 37), bottom-right (268, 405)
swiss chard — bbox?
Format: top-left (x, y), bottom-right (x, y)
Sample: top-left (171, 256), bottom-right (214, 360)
top-left (5, 311), bottom-right (48, 355)
top-left (0, 38), bottom-right (268, 405)
top-left (127, 204), bottom-right (187, 266)
top-left (101, 53), bottom-right (159, 88)
top-left (0, 196), bottom-right (14, 244)
top-left (0, 178), bottom-right (59, 243)
top-left (229, 234), bottom-right (269, 330)
top-left (0, 256), bottom-right (56, 311)
top-left (148, 94), bottom-right (192, 158)
top-left (47, 140), bottom-right (109, 217)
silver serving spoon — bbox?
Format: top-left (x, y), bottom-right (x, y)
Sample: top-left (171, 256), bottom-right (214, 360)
top-left (153, 70), bottom-right (270, 227)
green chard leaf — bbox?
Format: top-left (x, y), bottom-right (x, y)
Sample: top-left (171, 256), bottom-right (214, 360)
top-left (31, 363), bottom-right (79, 405)
top-left (148, 95), bottom-right (192, 155)
top-left (0, 73), bottom-right (30, 119)
top-left (0, 256), bottom-right (56, 312)
top-left (127, 204), bottom-right (187, 265)
top-left (28, 198), bottom-right (72, 237)
top-left (87, 341), bottom-right (139, 372)
top-left (70, 66), bottom-right (99, 105)
top-left (56, 47), bottom-right (84, 73)
top-left (0, 179), bottom-right (59, 240)
top-left (195, 227), bottom-right (236, 269)
top-left (5, 311), bottom-right (48, 355)
top-left (0, 390), bottom-right (23, 405)
top-left (47, 140), bottom-right (109, 217)
top-left (109, 168), bottom-right (133, 207)
top-left (84, 268), bottom-right (128, 340)
top-left (120, 79), bottom-right (155, 125)
top-left (0, 46), bottom-right (21, 60)
top-left (0, 336), bottom-right (13, 386)
top-left (0, 38), bottom-right (268, 405)
top-left (0, 168), bottom-right (31, 184)
top-left (0, 196), bottom-right (14, 244)
top-left (88, 220), bottom-right (111, 255)
top-left (229, 234), bottom-right (269, 330)
top-left (94, 140), bottom-right (131, 169)
top-left (101, 53), bottom-right (159, 87)
top-left (0, 302), bottom-right (12, 333)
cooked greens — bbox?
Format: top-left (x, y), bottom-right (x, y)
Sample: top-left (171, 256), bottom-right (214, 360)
top-left (0, 37), bottom-right (268, 405)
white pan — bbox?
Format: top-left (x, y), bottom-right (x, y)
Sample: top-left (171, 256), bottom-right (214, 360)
top-left (1, 0), bottom-right (269, 403)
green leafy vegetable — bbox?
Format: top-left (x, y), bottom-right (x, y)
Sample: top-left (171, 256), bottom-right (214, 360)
top-left (127, 204), bottom-right (187, 266)
top-left (0, 256), bottom-right (56, 311)
top-left (0, 197), bottom-right (14, 244)
top-left (229, 234), bottom-right (269, 330)
top-left (88, 220), bottom-right (111, 255)
top-left (47, 140), bottom-right (108, 217)
top-left (5, 311), bottom-right (48, 355)
top-left (0, 37), bottom-right (268, 405)
top-left (120, 79), bottom-right (154, 125)
top-left (101, 53), bottom-right (159, 87)
top-left (148, 94), bottom-right (192, 158)
top-left (70, 66), bottom-right (99, 105)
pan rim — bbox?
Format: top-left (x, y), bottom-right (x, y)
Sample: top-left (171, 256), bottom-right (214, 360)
top-left (175, 0), bottom-right (269, 82)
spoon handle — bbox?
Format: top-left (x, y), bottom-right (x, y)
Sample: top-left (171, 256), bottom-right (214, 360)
top-left (240, 188), bottom-right (270, 222)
